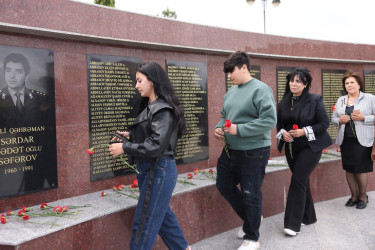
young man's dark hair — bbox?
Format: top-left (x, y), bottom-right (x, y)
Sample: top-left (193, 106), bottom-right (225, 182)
top-left (3, 53), bottom-right (31, 75)
top-left (223, 51), bottom-right (251, 73)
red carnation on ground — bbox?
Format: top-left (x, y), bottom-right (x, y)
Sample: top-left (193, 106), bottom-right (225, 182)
top-left (6, 210), bottom-right (13, 216)
top-left (22, 215), bottom-right (29, 220)
top-left (18, 210), bottom-right (24, 216)
top-left (62, 206), bottom-right (69, 212)
top-left (131, 179), bottom-right (138, 188)
top-left (336, 148), bottom-right (341, 152)
top-left (293, 124), bottom-right (299, 130)
top-left (40, 203), bottom-right (48, 210)
top-left (187, 173), bottom-right (193, 179)
top-left (209, 169), bottom-right (214, 174)
top-left (193, 169), bottom-right (199, 175)
top-left (54, 206), bottom-right (63, 213)
top-left (323, 150), bottom-right (328, 154)
top-left (101, 191), bottom-right (107, 197)
top-left (0, 217), bottom-right (6, 224)
top-left (224, 119), bottom-right (232, 128)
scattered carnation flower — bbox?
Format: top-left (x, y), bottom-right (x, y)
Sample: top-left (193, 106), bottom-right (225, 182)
top-left (193, 169), bottom-right (199, 175)
top-left (6, 210), bottom-right (13, 216)
top-left (22, 215), bottom-right (29, 220)
top-left (112, 186), bottom-right (117, 190)
top-left (131, 179), bottom-right (138, 188)
top-left (187, 173), bottom-right (193, 179)
top-left (322, 150), bottom-right (328, 154)
top-left (62, 206), bottom-right (69, 212)
top-left (293, 124), bottom-right (299, 130)
top-left (209, 169), bottom-right (214, 174)
top-left (0, 217), bottom-right (6, 224)
top-left (269, 157), bottom-right (272, 160)
top-left (0, 214), bottom-right (4, 218)
top-left (40, 203), bottom-right (48, 210)
top-left (224, 119), bottom-right (232, 128)
top-left (54, 206), bottom-right (63, 213)
top-left (336, 148), bottom-right (341, 152)
top-left (18, 210), bottom-right (24, 216)
top-left (101, 191), bottom-right (107, 197)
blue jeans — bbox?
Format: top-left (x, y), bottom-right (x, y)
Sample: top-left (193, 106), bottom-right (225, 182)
top-left (130, 157), bottom-right (188, 250)
top-left (216, 147), bottom-right (270, 241)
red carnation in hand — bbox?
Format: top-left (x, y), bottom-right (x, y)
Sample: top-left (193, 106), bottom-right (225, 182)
top-left (131, 179), bottom-right (138, 188)
top-left (87, 148), bottom-right (94, 154)
top-left (224, 119), bottom-right (232, 128)
top-left (292, 124), bottom-right (299, 130)
top-left (187, 173), bottom-right (193, 179)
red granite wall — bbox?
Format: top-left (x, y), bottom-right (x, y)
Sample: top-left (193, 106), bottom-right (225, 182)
top-left (0, 0), bottom-right (374, 212)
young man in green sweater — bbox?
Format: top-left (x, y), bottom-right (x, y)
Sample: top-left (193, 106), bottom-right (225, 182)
top-left (214, 51), bottom-right (277, 250)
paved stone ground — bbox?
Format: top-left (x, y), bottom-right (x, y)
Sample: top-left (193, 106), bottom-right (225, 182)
top-left (191, 191), bottom-right (375, 250)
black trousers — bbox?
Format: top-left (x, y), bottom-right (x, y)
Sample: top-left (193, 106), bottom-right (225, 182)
top-left (284, 141), bottom-right (322, 232)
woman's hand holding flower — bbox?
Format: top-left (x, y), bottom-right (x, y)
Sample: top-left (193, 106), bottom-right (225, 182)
top-left (282, 131), bottom-right (294, 142)
top-left (339, 115), bottom-right (350, 124)
top-left (288, 128), bottom-right (305, 138)
top-left (108, 143), bottom-right (125, 157)
top-left (351, 110), bottom-right (364, 121)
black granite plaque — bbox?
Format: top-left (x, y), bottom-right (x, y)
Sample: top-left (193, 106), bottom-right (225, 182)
top-left (322, 69), bottom-right (347, 141)
top-left (166, 60), bottom-right (209, 165)
top-left (364, 70), bottom-right (375, 95)
top-left (0, 45), bottom-right (57, 199)
top-left (87, 55), bottom-right (142, 181)
top-left (226, 65), bottom-right (261, 91)
top-left (276, 66), bottom-right (296, 103)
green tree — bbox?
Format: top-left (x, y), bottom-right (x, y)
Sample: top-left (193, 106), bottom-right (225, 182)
top-left (162, 8), bottom-right (177, 19)
top-left (94, 0), bottom-right (115, 7)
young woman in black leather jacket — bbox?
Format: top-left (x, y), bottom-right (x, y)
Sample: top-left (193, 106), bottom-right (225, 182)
top-left (108, 62), bottom-right (190, 250)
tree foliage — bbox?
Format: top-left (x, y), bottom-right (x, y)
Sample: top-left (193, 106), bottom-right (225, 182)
top-left (162, 8), bottom-right (177, 19)
top-left (94, 0), bottom-right (115, 7)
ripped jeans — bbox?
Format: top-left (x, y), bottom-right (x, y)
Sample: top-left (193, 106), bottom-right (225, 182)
top-left (216, 147), bottom-right (270, 241)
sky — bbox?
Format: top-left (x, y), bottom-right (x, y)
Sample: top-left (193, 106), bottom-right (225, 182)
top-left (73, 0), bottom-right (375, 45)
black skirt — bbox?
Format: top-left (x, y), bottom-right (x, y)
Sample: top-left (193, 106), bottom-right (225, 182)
top-left (341, 137), bottom-right (373, 173)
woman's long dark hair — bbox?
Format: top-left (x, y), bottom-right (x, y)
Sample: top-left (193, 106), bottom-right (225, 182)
top-left (279, 68), bottom-right (312, 123)
top-left (136, 62), bottom-right (186, 138)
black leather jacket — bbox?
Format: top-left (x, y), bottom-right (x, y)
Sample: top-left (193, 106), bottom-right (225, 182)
top-left (122, 99), bottom-right (178, 163)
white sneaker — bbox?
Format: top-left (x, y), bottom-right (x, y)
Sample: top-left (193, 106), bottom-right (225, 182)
top-left (237, 240), bottom-right (260, 250)
top-left (283, 228), bottom-right (300, 236)
top-left (238, 215), bottom-right (263, 239)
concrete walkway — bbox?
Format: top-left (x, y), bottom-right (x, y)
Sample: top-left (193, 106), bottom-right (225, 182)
top-left (191, 191), bottom-right (375, 250)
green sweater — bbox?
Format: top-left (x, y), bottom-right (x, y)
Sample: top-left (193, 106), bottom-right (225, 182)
top-left (216, 78), bottom-right (277, 150)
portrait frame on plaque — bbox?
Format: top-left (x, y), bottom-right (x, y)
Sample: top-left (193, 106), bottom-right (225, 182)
top-left (0, 45), bottom-right (57, 199)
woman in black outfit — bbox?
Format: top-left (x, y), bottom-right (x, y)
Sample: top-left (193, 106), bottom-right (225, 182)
top-left (276, 68), bottom-right (332, 236)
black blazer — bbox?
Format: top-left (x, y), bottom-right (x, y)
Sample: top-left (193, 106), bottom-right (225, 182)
top-left (277, 93), bottom-right (332, 153)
